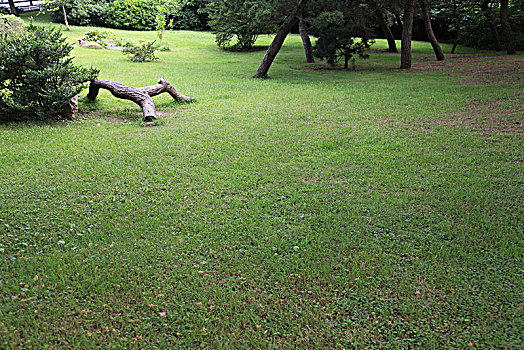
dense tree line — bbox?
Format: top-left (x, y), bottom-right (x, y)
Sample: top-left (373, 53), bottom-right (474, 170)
top-left (207, 0), bottom-right (521, 76)
top-left (13, 0), bottom-right (519, 76)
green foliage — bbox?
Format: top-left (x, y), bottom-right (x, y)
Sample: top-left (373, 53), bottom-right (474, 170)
top-left (47, 0), bottom-right (112, 27)
top-left (155, 4), bottom-right (169, 42)
top-left (122, 41), bottom-right (158, 62)
top-left (432, 0), bottom-right (524, 51)
top-left (166, 0), bottom-right (211, 31)
top-left (107, 0), bottom-right (163, 30)
top-left (83, 29), bottom-right (115, 47)
top-left (312, 10), bottom-right (374, 69)
top-left (209, 0), bottom-right (279, 50)
top-left (0, 24), bottom-right (98, 121)
top-left (0, 14), bottom-right (26, 38)
top-left (114, 36), bottom-right (136, 48)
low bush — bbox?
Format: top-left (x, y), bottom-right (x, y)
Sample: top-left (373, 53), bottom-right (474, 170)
top-left (83, 29), bottom-right (115, 47)
top-left (0, 24), bottom-right (98, 121)
top-left (0, 14), bottom-right (26, 38)
top-left (122, 41), bottom-right (158, 62)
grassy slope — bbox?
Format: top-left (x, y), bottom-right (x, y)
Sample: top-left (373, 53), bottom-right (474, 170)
top-left (0, 14), bottom-right (522, 348)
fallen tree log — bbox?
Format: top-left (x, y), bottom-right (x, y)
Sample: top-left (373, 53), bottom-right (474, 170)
top-left (87, 77), bottom-right (194, 121)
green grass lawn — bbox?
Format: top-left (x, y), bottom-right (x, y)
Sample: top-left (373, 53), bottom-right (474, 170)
top-left (0, 13), bottom-right (523, 349)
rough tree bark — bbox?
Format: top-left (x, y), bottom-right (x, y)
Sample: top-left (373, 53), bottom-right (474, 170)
top-left (500, 0), bottom-right (516, 54)
top-left (480, 0), bottom-right (502, 51)
top-left (87, 78), bottom-right (194, 121)
top-left (299, 18), bottom-right (315, 63)
top-left (400, 0), bottom-right (416, 69)
top-left (8, 0), bottom-right (19, 16)
top-left (61, 95), bottom-right (78, 120)
top-left (419, 0), bottom-right (444, 61)
top-left (254, 0), bottom-right (308, 78)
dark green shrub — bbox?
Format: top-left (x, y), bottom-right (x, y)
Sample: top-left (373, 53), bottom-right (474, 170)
top-left (311, 9), bottom-right (374, 69)
top-left (209, 0), bottom-right (278, 50)
top-left (107, 0), bottom-right (163, 30)
top-left (123, 41), bottom-right (158, 62)
top-left (0, 24), bottom-right (98, 121)
top-left (166, 0), bottom-right (210, 31)
top-left (48, 0), bottom-right (112, 27)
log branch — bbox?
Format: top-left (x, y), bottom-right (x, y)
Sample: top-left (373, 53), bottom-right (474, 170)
top-left (87, 77), bottom-right (194, 121)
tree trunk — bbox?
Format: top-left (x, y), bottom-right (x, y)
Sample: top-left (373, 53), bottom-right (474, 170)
top-left (480, 0), bottom-right (502, 51)
top-left (61, 95), bottom-right (78, 120)
top-left (419, 0), bottom-right (444, 61)
top-left (62, 4), bottom-right (71, 31)
top-left (400, 0), bottom-right (416, 69)
top-left (87, 78), bottom-right (194, 122)
top-left (299, 18), bottom-right (315, 63)
top-left (254, 0), bottom-right (308, 78)
top-left (500, 0), bottom-right (516, 54)
top-left (451, 26), bottom-right (461, 54)
top-left (8, 0), bottom-right (19, 16)
top-left (374, 6), bottom-right (398, 52)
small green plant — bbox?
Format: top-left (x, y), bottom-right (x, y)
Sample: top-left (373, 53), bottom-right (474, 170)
top-left (122, 41), bottom-right (158, 62)
top-left (155, 4), bottom-right (168, 42)
top-left (83, 29), bottom-right (115, 47)
top-left (114, 37), bottom-right (135, 48)
top-left (157, 43), bottom-right (171, 51)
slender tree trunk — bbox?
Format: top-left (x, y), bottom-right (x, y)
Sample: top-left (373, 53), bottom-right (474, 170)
top-left (379, 11), bottom-right (398, 53)
top-left (419, 0), bottom-right (444, 61)
top-left (8, 0), bottom-right (19, 16)
top-left (62, 4), bottom-right (71, 31)
top-left (451, 26), bottom-right (461, 54)
top-left (369, 1), bottom-right (398, 53)
top-left (254, 0), bottom-right (308, 78)
top-left (500, 0), bottom-right (516, 54)
top-left (480, 0), bottom-right (502, 51)
top-left (400, 0), bottom-right (416, 69)
top-left (299, 18), bottom-right (315, 63)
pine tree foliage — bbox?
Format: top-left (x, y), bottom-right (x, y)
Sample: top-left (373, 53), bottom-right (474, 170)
top-left (0, 25), bottom-right (98, 121)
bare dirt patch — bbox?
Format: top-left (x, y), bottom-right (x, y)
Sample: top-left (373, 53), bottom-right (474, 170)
top-left (438, 95), bottom-right (524, 135)
top-left (410, 55), bottom-right (524, 86)
top-left (409, 55), bottom-right (523, 134)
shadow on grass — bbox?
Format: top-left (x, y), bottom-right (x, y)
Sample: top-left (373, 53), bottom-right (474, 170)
top-left (221, 45), bottom-right (270, 53)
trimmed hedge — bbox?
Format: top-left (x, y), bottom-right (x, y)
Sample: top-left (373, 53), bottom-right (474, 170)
top-left (106, 0), bottom-right (163, 31)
